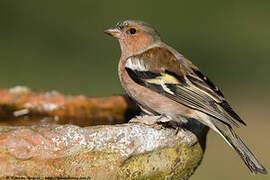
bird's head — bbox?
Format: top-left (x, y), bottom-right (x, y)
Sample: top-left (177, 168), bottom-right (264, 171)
top-left (105, 20), bottom-right (161, 56)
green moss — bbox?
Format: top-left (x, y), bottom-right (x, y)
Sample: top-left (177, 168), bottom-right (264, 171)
top-left (118, 142), bottom-right (203, 180)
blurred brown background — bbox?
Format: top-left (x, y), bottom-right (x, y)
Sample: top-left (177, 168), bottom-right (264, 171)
top-left (0, 0), bottom-right (269, 179)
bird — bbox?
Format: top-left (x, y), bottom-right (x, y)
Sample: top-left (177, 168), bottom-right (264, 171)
top-left (104, 20), bottom-right (267, 175)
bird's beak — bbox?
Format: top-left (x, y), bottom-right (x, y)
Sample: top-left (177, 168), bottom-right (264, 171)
top-left (104, 27), bottom-right (121, 39)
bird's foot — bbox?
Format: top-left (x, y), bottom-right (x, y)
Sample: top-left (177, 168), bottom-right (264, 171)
top-left (129, 115), bottom-right (171, 130)
top-left (156, 115), bottom-right (189, 134)
top-left (156, 114), bottom-right (172, 123)
top-left (129, 115), bottom-right (159, 125)
top-left (129, 114), bottom-right (185, 131)
top-left (149, 123), bottom-right (164, 130)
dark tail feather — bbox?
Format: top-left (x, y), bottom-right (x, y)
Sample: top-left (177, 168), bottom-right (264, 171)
top-left (215, 124), bottom-right (267, 174)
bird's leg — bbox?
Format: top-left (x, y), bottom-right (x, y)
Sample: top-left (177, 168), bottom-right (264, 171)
top-left (157, 115), bottom-right (190, 134)
top-left (150, 114), bottom-right (173, 129)
top-left (129, 105), bottom-right (165, 129)
top-left (156, 114), bottom-right (181, 131)
top-left (129, 115), bottom-right (164, 129)
top-left (129, 113), bottom-right (168, 130)
top-left (173, 115), bottom-right (191, 135)
top-left (156, 114), bottom-right (171, 123)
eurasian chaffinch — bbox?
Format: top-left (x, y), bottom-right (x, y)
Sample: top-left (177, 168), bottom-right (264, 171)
top-left (104, 20), bottom-right (267, 175)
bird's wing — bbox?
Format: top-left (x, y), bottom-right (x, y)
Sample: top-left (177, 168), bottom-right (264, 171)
top-left (125, 47), bottom-right (246, 127)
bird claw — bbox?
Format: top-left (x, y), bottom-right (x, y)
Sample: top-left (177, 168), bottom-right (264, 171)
top-left (129, 115), bottom-right (185, 132)
top-left (129, 115), bottom-right (158, 125)
top-left (150, 123), bottom-right (164, 130)
top-left (129, 115), bottom-right (171, 130)
top-left (156, 114), bottom-right (172, 123)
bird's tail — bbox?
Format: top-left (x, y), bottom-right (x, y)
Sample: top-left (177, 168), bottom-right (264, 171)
top-left (213, 120), bottom-right (267, 174)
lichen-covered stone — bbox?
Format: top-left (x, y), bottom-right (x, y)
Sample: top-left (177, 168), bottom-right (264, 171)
top-left (0, 120), bottom-right (207, 179)
top-left (0, 87), bottom-right (208, 179)
top-left (119, 143), bottom-right (203, 180)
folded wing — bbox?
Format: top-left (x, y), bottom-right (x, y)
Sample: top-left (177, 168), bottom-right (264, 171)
top-left (125, 47), bottom-right (246, 127)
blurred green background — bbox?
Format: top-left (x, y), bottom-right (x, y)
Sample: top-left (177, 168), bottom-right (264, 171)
top-left (0, 0), bottom-right (269, 179)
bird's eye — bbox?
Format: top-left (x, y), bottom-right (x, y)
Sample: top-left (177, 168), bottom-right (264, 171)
top-left (127, 28), bottom-right (137, 35)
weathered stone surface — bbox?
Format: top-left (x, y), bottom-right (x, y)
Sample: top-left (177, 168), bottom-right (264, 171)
top-left (0, 87), bottom-right (208, 179)
top-left (0, 120), bottom-right (207, 179)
